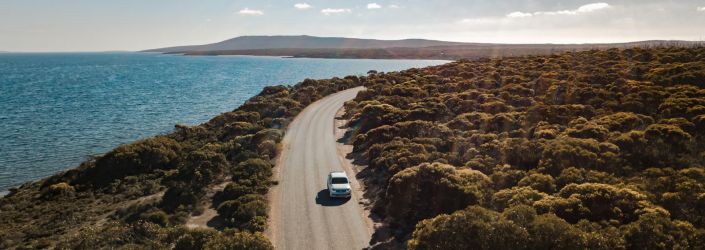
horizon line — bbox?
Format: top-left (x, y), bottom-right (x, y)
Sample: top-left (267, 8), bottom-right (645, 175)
top-left (3, 35), bottom-right (704, 53)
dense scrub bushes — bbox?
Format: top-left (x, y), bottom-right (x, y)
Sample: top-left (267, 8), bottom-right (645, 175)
top-left (0, 76), bottom-right (361, 248)
top-left (54, 221), bottom-right (273, 250)
top-left (408, 206), bottom-right (530, 250)
top-left (385, 163), bottom-right (491, 230)
top-left (342, 47), bottom-right (705, 248)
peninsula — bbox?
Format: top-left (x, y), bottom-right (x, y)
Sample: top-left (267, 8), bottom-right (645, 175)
top-left (145, 35), bottom-right (704, 60)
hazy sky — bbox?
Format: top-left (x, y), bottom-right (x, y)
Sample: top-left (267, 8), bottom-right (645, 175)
top-left (1, 0), bottom-right (704, 51)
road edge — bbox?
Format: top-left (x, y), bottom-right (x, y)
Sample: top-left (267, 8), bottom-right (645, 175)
top-left (334, 105), bottom-right (376, 237)
top-left (265, 87), bottom-right (367, 248)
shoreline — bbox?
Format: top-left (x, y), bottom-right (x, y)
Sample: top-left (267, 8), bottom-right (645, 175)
top-left (157, 51), bottom-right (455, 61)
top-left (0, 62), bottom-right (376, 248)
top-left (0, 54), bottom-right (447, 197)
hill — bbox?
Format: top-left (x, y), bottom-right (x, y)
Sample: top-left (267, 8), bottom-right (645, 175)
top-left (145, 36), bottom-right (703, 59)
top-left (143, 35), bottom-right (467, 53)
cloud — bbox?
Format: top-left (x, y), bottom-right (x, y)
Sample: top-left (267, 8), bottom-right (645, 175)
top-left (388, 4), bottom-right (400, 9)
top-left (459, 17), bottom-right (501, 25)
top-left (321, 8), bottom-right (351, 15)
top-left (507, 11), bottom-right (533, 18)
top-left (577, 3), bottom-right (610, 13)
top-left (294, 3), bottom-right (312, 10)
top-left (238, 8), bottom-right (263, 15)
top-left (367, 3), bottom-right (382, 9)
top-left (507, 2), bottom-right (610, 18)
top-left (461, 2), bottom-right (612, 27)
top-left (698, 6), bottom-right (705, 12)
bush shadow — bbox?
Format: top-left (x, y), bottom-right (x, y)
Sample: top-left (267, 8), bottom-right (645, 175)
top-left (206, 215), bottom-right (225, 230)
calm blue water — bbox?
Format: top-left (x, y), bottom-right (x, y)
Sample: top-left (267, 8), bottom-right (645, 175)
top-left (0, 52), bottom-right (446, 191)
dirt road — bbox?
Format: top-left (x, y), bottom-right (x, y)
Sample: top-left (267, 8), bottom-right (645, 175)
top-left (268, 87), bottom-right (371, 250)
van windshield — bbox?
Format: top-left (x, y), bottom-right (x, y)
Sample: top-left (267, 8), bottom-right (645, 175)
top-left (331, 177), bottom-right (348, 184)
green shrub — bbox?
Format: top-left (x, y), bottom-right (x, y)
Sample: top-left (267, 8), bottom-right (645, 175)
top-left (232, 158), bottom-right (272, 184)
top-left (534, 183), bottom-right (651, 223)
top-left (204, 231), bottom-right (273, 250)
top-left (368, 139), bottom-right (430, 175)
top-left (141, 210), bottom-right (169, 227)
top-left (409, 206), bottom-right (529, 250)
top-left (174, 228), bottom-right (218, 250)
top-left (77, 137), bottom-right (182, 186)
top-left (242, 216), bottom-right (268, 232)
top-left (622, 212), bottom-right (698, 250)
top-left (517, 173), bottom-right (556, 193)
top-left (43, 182), bottom-right (76, 198)
top-left (385, 162), bottom-right (490, 229)
top-left (539, 137), bottom-right (619, 175)
top-left (217, 194), bottom-right (268, 229)
top-left (556, 167), bottom-right (618, 188)
top-left (528, 213), bottom-right (587, 249)
top-left (501, 205), bottom-right (537, 228)
top-left (491, 187), bottom-right (547, 211)
top-left (160, 183), bottom-right (202, 212)
top-left (215, 183), bottom-right (256, 204)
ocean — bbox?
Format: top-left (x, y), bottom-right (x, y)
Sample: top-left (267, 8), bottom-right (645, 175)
top-left (0, 52), bottom-right (447, 191)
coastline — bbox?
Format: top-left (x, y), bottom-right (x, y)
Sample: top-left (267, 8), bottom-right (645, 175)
top-left (0, 66), bottom-right (372, 248)
top-left (0, 53), bottom-right (447, 194)
top-left (155, 51), bottom-right (455, 61)
top-left (0, 53), bottom-right (453, 248)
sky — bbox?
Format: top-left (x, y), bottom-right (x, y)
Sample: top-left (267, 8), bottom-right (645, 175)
top-left (1, 0), bottom-right (704, 52)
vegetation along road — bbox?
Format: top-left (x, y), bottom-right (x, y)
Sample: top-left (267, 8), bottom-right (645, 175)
top-left (268, 86), bottom-right (371, 250)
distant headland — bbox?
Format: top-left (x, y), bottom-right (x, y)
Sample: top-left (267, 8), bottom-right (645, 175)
top-left (144, 35), bottom-right (704, 60)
